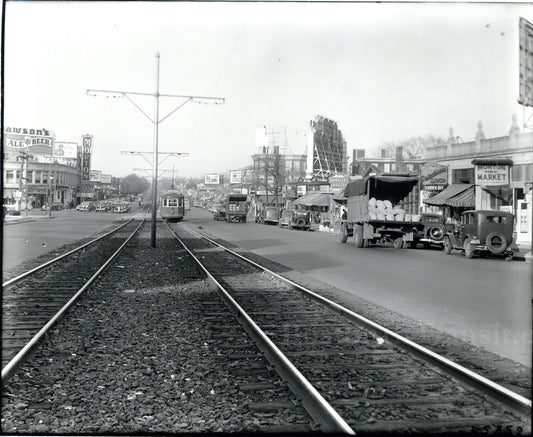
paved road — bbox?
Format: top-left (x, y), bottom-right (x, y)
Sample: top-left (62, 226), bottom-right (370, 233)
top-left (3, 206), bottom-right (531, 367)
top-left (186, 207), bottom-right (532, 367)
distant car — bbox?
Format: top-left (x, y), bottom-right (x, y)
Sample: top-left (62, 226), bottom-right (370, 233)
top-left (42, 203), bottom-right (64, 211)
top-left (95, 203), bottom-right (108, 212)
top-left (76, 201), bottom-right (94, 211)
top-left (443, 210), bottom-right (518, 260)
top-left (213, 205), bottom-right (227, 221)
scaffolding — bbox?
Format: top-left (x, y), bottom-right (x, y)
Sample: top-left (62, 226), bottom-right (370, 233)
top-left (309, 115), bottom-right (347, 180)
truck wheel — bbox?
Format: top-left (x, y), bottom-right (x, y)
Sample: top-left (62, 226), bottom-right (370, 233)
top-left (340, 223), bottom-right (348, 243)
top-left (353, 225), bottom-right (364, 248)
top-left (463, 237), bottom-right (474, 259)
top-left (296, 217), bottom-right (306, 228)
top-left (444, 236), bottom-right (453, 254)
top-left (393, 237), bottom-right (403, 249)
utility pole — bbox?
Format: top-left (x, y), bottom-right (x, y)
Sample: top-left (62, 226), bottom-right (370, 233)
top-left (16, 151), bottom-right (33, 214)
top-left (87, 52), bottom-right (225, 248)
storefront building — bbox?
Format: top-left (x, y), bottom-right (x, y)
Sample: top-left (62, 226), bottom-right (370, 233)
top-left (3, 127), bottom-right (82, 210)
top-left (424, 129), bottom-right (532, 244)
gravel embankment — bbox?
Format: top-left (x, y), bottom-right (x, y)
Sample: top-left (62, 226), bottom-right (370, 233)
top-left (1, 226), bottom-right (312, 434)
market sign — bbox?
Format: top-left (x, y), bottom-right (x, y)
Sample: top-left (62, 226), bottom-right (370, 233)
top-left (4, 127), bottom-right (55, 155)
top-left (475, 165), bottom-right (510, 186)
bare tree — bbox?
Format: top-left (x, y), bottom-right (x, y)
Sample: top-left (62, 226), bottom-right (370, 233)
top-left (379, 135), bottom-right (445, 159)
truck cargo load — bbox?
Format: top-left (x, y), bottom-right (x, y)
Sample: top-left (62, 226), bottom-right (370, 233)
top-left (340, 173), bottom-right (424, 248)
top-left (225, 194), bottom-right (248, 223)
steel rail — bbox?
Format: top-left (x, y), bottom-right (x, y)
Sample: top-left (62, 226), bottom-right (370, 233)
top-left (2, 219), bottom-right (134, 288)
top-left (179, 223), bottom-right (532, 416)
top-left (1, 220), bottom-right (145, 384)
top-left (167, 223), bottom-right (354, 434)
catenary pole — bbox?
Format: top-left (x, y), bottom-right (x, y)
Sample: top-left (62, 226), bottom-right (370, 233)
top-left (87, 52), bottom-right (224, 248)
top-left (151, 52), bottom-right (161, 248)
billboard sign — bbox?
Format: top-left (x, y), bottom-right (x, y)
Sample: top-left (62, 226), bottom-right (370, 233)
top-left (230, 170), bottom-right (242, 184)
top-left (54, 141), bottom-right (78, 159)
top-left (81, 135), bottom-right (92, 181)
top-left (204, 174), bottom-right (220, 185)
top-left (89, 170), bottom-right (102, 182)
top-left (3, 127), bottom-right (55, 155)
top-left (101, 174), bottom-right (112, 184)
top-left (519, 17), bottom-right (533, 107)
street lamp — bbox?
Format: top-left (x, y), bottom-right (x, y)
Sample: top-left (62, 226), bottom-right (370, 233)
top-left (87, 52), bottom-right (224, 248)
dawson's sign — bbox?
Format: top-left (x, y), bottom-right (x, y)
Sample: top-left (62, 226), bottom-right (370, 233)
top-left (4, 127), bottom-right (55, 154)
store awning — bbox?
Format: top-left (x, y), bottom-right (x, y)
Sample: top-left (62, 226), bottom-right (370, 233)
top-left (331, 194), bottom-right (347, 204)
top-left (292, 192), bottom-right (331, 207)
top-left (424, 184), bottom-right (475, 207)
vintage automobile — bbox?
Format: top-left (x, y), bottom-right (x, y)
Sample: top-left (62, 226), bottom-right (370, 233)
top-left (213, 205), bottom-right (227, 221)
top-left (257, 206), bottom-right (280, 225)
top-left (281, 209), bottom-right (311, 231)
top-left (411, 213), bottom-right (446, 248)
top-left (443, 210), bottom-right (517, 260)
top-left (76, 201), bottom-right (95, 211)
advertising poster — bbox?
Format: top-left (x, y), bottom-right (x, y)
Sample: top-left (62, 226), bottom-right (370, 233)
top-left (204, 174), bottom-right (220, 185)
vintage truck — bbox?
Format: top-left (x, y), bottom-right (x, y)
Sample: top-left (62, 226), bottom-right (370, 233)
top-left (225, 194), bottom-right (248, 223)
top-left (340, 173), bottom-right (425, 248)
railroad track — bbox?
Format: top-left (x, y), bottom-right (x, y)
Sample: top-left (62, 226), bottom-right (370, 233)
top-left (167, 221), bottom-right (531, 435)
top-left (2, 219), bottom-right (144, 383)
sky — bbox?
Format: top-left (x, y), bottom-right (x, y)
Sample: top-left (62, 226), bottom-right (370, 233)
top-left (3, 1), bottom-right (533, 179)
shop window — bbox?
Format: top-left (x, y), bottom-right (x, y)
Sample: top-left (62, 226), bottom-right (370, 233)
top-left (26, 171), bottom-right (33, 183)
top-left (6, 170), bottom-right (15, 182)
top-left (452, 168), bottom-right (474, 184)
top-left (34, 172), bottom-right (41, 183)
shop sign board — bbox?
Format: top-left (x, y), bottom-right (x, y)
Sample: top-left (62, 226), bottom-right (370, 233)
top-left (101, 174), bottom-right (112, 184)
top-left (297, 185), bottom-right (307, 196)
top-left (475, 165), bottom-right (509, 185)
top-left (4, 127), bottom-right (55, 155)
top-left (78, 192), bottom-right (95, 198)
top-left (204, 174), bottom-right (220, 185)
top-left (27, 184), bottom-right (49, 194)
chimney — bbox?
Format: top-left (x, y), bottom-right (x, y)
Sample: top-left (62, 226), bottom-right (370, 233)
top-left (395, 147), bottom-right (404, 172)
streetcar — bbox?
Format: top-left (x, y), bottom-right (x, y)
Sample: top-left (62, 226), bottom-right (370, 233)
top-left (160, 191), bottom-right (185, 222)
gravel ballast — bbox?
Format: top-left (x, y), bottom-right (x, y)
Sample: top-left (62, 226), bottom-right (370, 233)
top-left (1, 225), bottom-right (312, 433)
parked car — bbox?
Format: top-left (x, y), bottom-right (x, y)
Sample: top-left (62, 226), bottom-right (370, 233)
top-left (411, 213), bottom-right (446, 248)
top-left (256, 206), bottom-right (280, 225)
top-left (95, 203), bottom-right (108, 212)
top-left (443, 210), bottom-right (517, 260)
top-left (213, 205), bottom-right (227, 221)
top-left (278, 209), bottom-right (291, 228)
top-left (279, 209), bottom-right (311, 230)
top-left (42, 203), bottom-right (64, 211)
top-left (76, 201), bottom-right (95, 211)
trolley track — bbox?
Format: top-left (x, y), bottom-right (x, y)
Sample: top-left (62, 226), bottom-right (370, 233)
top-left (168, 221), bottom-right (531, 435)
top-left (2, 219), bottom-right (144, 382)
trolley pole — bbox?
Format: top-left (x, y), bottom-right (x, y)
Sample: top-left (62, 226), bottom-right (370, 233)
top-left (87, 52), bottom-right (225, 248)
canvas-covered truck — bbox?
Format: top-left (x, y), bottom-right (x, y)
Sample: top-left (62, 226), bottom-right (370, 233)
top-left (340, 173), bottom-right (425, 248)
top-left (225, 194), bottom-right (248, 223)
